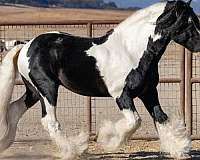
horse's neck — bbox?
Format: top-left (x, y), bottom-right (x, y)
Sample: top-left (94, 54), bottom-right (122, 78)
top-left (107, 3), bottom-right (167, 61)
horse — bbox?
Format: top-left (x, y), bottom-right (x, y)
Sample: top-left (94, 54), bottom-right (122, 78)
top-left (0, 0), bottom-right (199, 159)
top-left (0, 39), bottom-right (29, 52)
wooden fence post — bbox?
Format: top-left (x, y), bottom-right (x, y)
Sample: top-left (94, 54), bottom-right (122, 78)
top-left (185, 49), bottom-right (192, 135)
top-left (87, 22), bottom-right (92, 133)
top-left (180, 46), bottom-right (185, 119)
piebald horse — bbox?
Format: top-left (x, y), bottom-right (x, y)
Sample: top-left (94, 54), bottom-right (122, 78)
top-left (0, 0), bottom-right (199, 159)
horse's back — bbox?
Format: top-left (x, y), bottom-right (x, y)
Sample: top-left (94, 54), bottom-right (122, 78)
top-left (18, 32), bottom-right (111, 97)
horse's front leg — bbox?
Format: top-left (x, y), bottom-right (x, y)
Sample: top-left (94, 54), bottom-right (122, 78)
top-left (139, 87), bottom-right (191, 159)
top-left (97, 89), bottom-right (141, 151)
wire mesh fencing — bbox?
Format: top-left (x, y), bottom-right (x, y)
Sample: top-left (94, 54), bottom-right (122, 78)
top-left (192, 52), bottom-right (200, 138)
top-left (0, 21), bottom-right (194, 141)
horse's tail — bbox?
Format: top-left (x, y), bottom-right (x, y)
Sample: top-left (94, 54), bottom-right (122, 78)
top-left (0, 44), bottom-right (24, 152)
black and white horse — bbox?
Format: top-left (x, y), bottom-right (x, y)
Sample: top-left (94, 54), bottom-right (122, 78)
top-left (0, 0), bottom-right (200, 159)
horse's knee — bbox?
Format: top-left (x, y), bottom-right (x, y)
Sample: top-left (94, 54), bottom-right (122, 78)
top-left (153, 105), bottom-right (168, 123)
top-left (116, 95), bottom-right (141, 131)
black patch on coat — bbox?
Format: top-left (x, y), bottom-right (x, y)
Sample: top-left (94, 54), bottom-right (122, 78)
top-left (116, 36), bottom-right (170, 110)
top-left (21, 76), bottom-right (40, 107)
top-left (27, 31), bottom-right (113, 103)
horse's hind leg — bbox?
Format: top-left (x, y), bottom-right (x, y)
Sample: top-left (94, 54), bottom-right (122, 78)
top-left (0, 78), bottom-right (39, 152)
top-left (139, 87), bottom-right (191, 159)
top-left (97, 90), bottom-right (141, 151)
top-left (34, 78), bottom-right (88, 159)
top-left (0, 45), bottom-right (39, 152)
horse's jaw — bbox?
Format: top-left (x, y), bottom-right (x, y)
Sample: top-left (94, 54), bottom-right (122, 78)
top-left (173, 28), bottom-right (200, 53)
top-left (193, 30), bottom-right (200, 52)
top-left (186, 34), bottom-right (200, 53)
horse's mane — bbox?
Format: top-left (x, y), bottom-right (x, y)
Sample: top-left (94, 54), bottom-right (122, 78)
top-left (116, 2), bottom-right (167, 31)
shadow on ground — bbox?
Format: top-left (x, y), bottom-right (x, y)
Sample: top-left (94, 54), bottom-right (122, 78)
top-left (191, 150), bottom-right (200, 160)
top-left (129, 151), bottom-right (173, 160)
top-left (84, 150), bottom-right (200, 160)
top-left (83, 151), bottom-right (173, 160)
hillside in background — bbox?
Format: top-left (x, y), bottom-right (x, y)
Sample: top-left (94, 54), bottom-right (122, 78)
top-left (0, 0), bottom-right (199, 13)
top-left (105, 0), bottom-right (200, 13)
top-left (0, 5), bottom-right (132, 24)
top-left (0, 0), bottom-right (118, 9)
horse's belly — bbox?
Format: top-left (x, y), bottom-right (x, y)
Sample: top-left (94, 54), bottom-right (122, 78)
top-left (58, 68), bottom-right (111, 97)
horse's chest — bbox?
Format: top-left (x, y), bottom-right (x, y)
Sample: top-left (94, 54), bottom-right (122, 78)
top-left (89, 50), bottom-right (140, 98)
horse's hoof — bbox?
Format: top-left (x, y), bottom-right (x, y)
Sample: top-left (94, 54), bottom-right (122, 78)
top-left (97, 120), bottom-right (121, 152)
top-left (57, 131), bottom-right (89, 160)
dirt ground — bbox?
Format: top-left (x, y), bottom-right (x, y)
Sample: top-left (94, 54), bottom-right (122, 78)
top-left (0, 140), bottom-right (200, 160)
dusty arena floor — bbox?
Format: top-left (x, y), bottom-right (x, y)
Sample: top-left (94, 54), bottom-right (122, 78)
top-left (0, 140), bottom-right (200, 160)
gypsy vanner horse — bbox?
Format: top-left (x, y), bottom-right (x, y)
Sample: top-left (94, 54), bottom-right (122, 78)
top-left (0, 0), bottom-right (200, 159)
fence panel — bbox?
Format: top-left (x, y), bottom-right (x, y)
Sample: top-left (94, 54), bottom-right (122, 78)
top-left (191, 51), bottom-right (200, 138)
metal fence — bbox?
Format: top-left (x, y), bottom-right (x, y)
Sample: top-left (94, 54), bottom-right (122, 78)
top-left (0, 20), bottom-right (199, 141)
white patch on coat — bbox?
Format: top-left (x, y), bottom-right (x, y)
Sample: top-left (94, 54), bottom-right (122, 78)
top-left (156, 115), bottom-right (191, 159)
top-left (45, 31), bottom-right (61, 34)
top-left (97, 109), bottom-right (141, 151)
top-left (87, 3), bottom-right (166, 98)
top-left (17, 39), bottom-right (34, 85)
top-left (41, 98), bottom-right (89, 160)
top-left (153, 34), bottom-right (162, 42)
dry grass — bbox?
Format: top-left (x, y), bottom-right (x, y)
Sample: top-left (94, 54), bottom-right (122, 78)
top-left (0, 5), bottom-right (132, 24)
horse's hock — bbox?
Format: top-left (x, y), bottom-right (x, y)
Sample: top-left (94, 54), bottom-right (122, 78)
top-left (0, 21), bottom-right (199, 142)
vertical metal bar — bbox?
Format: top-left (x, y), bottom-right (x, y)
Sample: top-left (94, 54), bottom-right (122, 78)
top-left (180, 46), bottom-right (185, 119)
top-left (87, 22), bottom-right (92, 37)
top-left (86, 97), bottom-right (92, 133)
top-left (87, 22), bottom-right (92, 133)
top-left (185, 49), bottom-right (192, 135)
